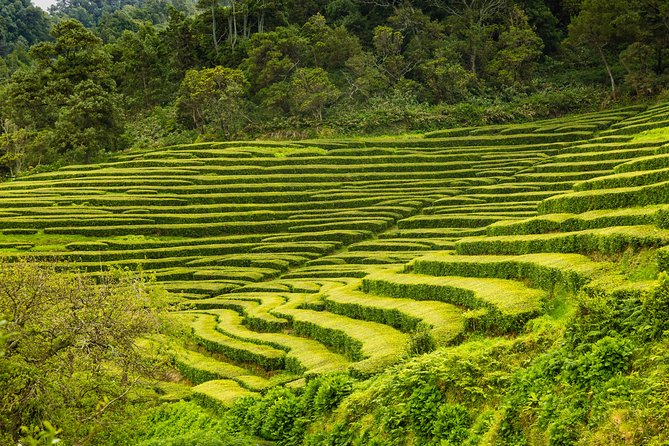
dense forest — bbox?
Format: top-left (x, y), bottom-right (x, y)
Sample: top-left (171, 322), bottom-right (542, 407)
top-left (0, 0), bottom-right (668, 174)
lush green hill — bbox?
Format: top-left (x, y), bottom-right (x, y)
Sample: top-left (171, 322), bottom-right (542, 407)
top-left (2, 102), bottom-right (669, 444)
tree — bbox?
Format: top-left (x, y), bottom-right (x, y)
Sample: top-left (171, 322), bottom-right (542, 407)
top-left (567, 0), bottom-right (639, 98)
top-left (302, 14), bottom-right (361, 70)
top-left (2, 68), bottom-right (54, 129)
top-left (418, 52), bottom-right (476, 103)
top-left (515, 0), bottom-right (562, 53)
top-left (39, 19), bottom-right (114, 89)
top-left (0, 260), bottom-right (164, 444)
top-left (387, 5), bottom-right (445, 67)
top-left (163, 7), bottom-right (202, 80)
top-left (636, 0), bottom-right (669, 75)
top-left (289, 67), bottom-right (340, 121)
top-left (0, 0), bottom-right (50, 57)
top-left (0, 118), bottom-right (29, 176)
top-left (0, 82), bottom-right (52, 174)
top-left (175, 66), bottom-right (250, 137)
top-left (52, 80), bottom-right (125, 162)
top-left (112, 24), bottom-right (174, 109)
top-left (3, 19), bottom-right (125, 163)
top-left (487, 7), bottom-right (544, 86)
top-left (241, 25), bottom-right (308, 113)
top-left (372, 25), bottom-right (409, 84)
top-left (443, 0), bottom-right (506, 75)
top-left (620, 42), bottom-right (658, 97)
top-left (196, 0), bottom-right (222, 54)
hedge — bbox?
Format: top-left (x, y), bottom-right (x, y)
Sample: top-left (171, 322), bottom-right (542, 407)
top-left (161, 281), bottom-right (244, 296)
top-left (191, 294), bottom-right (288, 332)
top-left (558, 140), bottom-right (662, 155)
top-left (657, 246), bottom-right (669, 271)
top-left (361, 271), bottom-right (543, 325)
top-left (322, 282), bottom-right (465, 345)
top-left (532, 159), bottom-right (623, 173)
top-left (602, 118), bottom-right (669, 136)
top-left (423, 131), bottom-right (592, 144)
top-left (169, 344), bottom-right (272, 392)
top-left (273, 302), bottom-right (407, 376)
top-left (207, 308), bottom-right (350, 376)
top-left (486, 214), bottom-right (572, 236)
top-left (191, 380), bottom-right (258, 412)
top-left (488, 207), bottom-right (662, 236)
top-left (514, 170), bottom-right (612, 182)
top-left (574, 168), bottom-right (669, 191)
top-left (538, 181), bottom-right (669, 214)
top-left (187, 313), bottom-right (286, 371)
top-left (463, 190), bottom-right (566, 204)
top-left (614, 154), bottom-right (669, 173)
top-left (398, 215), bottom-right (518, 230)
top-left (456, 225), bottom-right (669, 256)
top-left (410, 253), bottom-right (610, 293)
top-left (347, 240), bottom-right (436, 252)
top-left (552, 147), bottom-right (656, 163)
top-left (0, 217), bottom-right (155, 230)
top-left (379, 228), bottom-right (486, 238)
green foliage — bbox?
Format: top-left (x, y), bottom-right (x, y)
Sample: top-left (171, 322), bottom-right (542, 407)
top-left (0, 0), bottom-right (667, 156)
top-left (175, 66), bottom-right (249, 137)
top-left (289, 68), bottom-right (340, 121)
top-left (566, 0), bottom-right (639, 98)
top-left (407, 382), bottom-right (444, 436)
top-left (1, 19), bottom-right (126, 164)
top-left (101, 400), bottom-right (255, 446)
top-left (0, 259), bottom-right (164, 443)
top-left (487, 7), bottom-right (544, 87)
top-left (112, 24), bottom-right (175, 109)
top-left (640, 272), bottom-right (669, 338)
top-left (495, 270), bottom-right (669, 444)
top-left (53, 79), bottom-right (125, 162)
top-left (407, 322), bottom-right (437, 355)
top-left (433, 404), bottom-right (472, 444)
top-left (223, 373), bottom-right (354, 445)
top-left (18, 421), bottom-right (62, 446)
top-left (304, 373), bottom-right (354, 416)
top-left (2, 47), bottom-right (669, 446)
top-left (0, 0), bottom-right (50, 57)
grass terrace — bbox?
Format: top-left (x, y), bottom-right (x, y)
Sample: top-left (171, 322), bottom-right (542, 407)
top-left (1, 103), bottom-right (669, 410)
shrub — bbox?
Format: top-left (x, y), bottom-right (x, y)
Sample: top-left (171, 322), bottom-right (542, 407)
top-left (432, 404), bottom-right (472, 444)
top-left (407, 382), bottom-right (444, 437)
top-left (407, 322), bottom-right (437, 355)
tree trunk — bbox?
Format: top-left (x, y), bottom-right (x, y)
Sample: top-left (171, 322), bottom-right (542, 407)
top-left (228, 16), bottom-right (233, 43)
top-left (597, 45), bottom-right (616, 99)
top-left (231, 0), bottom-right (238, 50)
top-left (211, 1), bottom-right (219, 54)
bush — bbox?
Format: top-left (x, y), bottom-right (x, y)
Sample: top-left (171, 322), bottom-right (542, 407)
top-left (640, 272), bottom-right (669, 339)
top-left (433, 404), bottom-right (472, 444)
top-left (407, 322), bottom-right (437, 355)
top-left (407, 382), bottom-right (444, 437)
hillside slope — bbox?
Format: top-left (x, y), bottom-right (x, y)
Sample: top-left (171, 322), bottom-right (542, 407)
top-left (1, 102), bottom-right (669, 444)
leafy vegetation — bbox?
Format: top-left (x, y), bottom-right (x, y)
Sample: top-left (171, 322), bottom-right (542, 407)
top-left (0, 260), bottom-right (166, 444)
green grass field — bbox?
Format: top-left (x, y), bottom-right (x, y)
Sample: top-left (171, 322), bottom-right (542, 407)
top-left (2, 101), bottom-right (669, 421)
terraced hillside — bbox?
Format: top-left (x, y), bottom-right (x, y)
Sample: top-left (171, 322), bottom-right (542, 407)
top-left (1, 102), bottom-right (669, 407)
